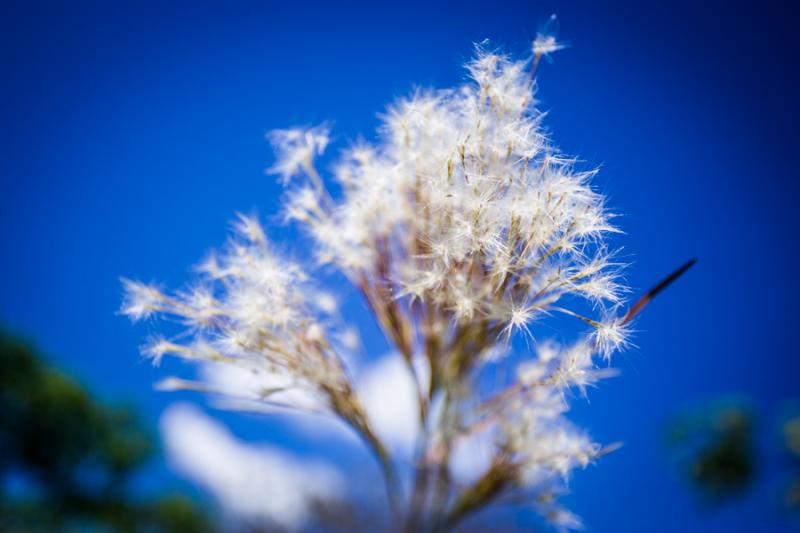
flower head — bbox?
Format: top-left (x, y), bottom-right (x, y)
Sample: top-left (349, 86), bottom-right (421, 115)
top-left (267, 125), bottom-right (330, 184)
top-left (120, 279), bottom-right (167, 321)
top-left (124, 39), bottom-right (646, 532)
top-left (533, 15), bottom-right (566, 58)
top-left (283, 44), bottom-right (626, 360)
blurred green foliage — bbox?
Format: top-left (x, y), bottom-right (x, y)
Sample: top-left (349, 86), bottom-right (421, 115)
top-left (666, 401), bottom-right (756, 502)
top-left (781, 410), bottom-right (800, 516)
top-left (0, 332), bottom-right (212, 532)
top-left (667, 397), bottom-right (800, 526)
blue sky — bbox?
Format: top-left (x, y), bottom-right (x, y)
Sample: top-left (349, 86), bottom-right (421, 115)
top-left (2, 1), bottom-right (799, 531)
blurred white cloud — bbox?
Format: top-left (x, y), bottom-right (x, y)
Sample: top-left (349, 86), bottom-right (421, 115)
top-left (198, 359), bottom-right (326, 412)
top-left (358, 354), bottom-right (420, 457)
top-left (161, 354), bottom-right (492, 524)
top-left (449, 425), bottom-right (495, 486)
top-left (160, 403), bottom-right (344, 530)
top-left (193, 354), bottom-right (422, 457)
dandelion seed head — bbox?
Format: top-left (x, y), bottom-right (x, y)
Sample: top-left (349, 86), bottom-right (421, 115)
top-left (282, 49), bottom-right (623, 344)
top-left (533, 15), bottom-right (566, 58)
top-left (120, 279), bottom-right (166, 321)
top-left (267, 125), bottom-right (330, 184)
top-left (592, 315), bottom-right (632, 361)
top-left (233, 212), bottom-right (268, 247)
top-left (125, 40), bottom-right (637, 531)
top-left (142, 336), bottom-right (177, 366)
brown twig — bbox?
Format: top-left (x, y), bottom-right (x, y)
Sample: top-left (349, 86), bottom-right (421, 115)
top-left (621, 258), bottom-right (697, 325)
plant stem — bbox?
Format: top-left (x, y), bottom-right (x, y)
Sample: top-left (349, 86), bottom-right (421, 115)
top-left (359, 420), bottom-right (403, 519)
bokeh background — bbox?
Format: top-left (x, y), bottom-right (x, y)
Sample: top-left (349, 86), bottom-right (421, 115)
top-left (2, 0), bottom-right (798, 531)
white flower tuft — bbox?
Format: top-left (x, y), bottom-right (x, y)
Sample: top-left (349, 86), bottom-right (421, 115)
top-left (124, 39), bottom-right (646, 532)
top-left (533, 14), bottom-right (567, 58)
top-left (267, 124), bottom-right (330, 185)
top-left (120, 279), bottom-right (167, 321)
